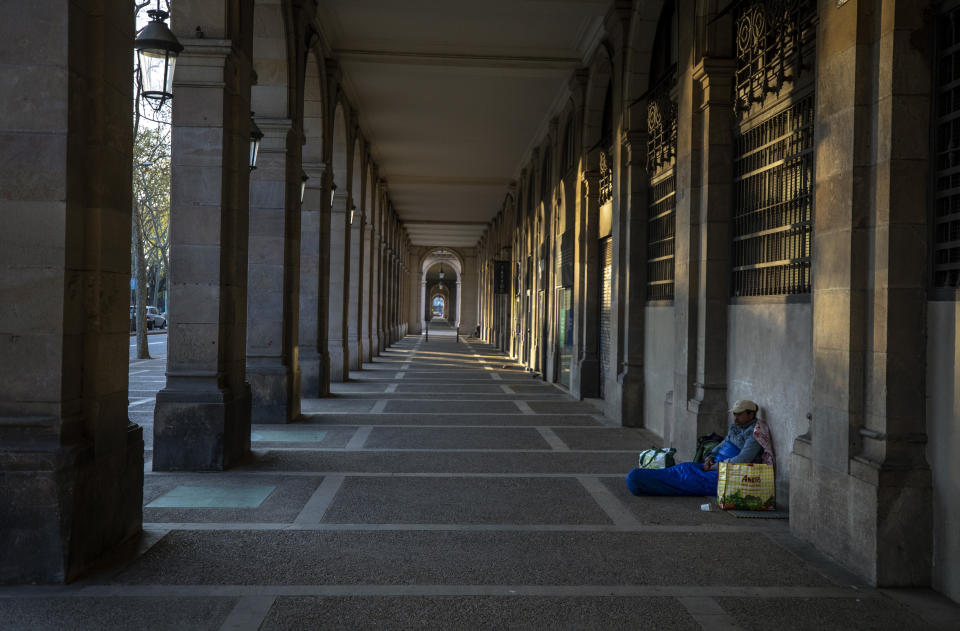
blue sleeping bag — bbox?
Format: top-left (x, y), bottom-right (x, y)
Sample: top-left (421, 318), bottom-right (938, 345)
top-left (625, 441), bottom-right (740, 496)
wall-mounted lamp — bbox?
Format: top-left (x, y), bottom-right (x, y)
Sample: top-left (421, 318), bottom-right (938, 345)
top-left (134, 0), bottom-right (183, 112)
top-left (300, 172), bottom-right (309, 203)
top-left (249, 112), bottom-right (263, 171)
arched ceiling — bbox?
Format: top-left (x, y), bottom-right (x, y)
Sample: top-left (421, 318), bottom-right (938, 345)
top-left (316, 0), bottom-right (608, 249)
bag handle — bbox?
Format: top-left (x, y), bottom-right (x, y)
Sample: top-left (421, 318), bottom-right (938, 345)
top-left (638, 447), bottom-right (660, 468)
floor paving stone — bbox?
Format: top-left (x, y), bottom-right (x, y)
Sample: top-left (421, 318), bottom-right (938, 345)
top-left (143, 475), bottom-right (321, 523)
top-left (322, 477), bottom-right (612, 525)
top-left (0, 597), bottom-right (237, 631)
top-left (716, 596), bottom-right (935, 631)
top-left (244, 450), bottom-right (638, 474)
top-left (2, 333), bottom-right (951, 629)
top-left (362, 427), bottom-right (550, 450)
top-left (107, 530), bottom-right (836, 587)
top-left (262, 596), bottom-right (700, 631)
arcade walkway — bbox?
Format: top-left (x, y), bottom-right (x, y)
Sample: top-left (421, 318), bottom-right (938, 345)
top-left (1, 336), bottom-right (956, 630)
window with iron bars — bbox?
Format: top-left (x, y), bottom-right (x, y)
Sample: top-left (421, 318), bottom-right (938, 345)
top-left (934, 5), bottom-right (960, 290)
top-left (734, 0), bottom-right (816, 119)
top-left (732, 95), bottom-right (814, 297)
top-left (598, 149), bottom-right (613, 205)
top-left (646, 73), bottom-right (677, 301)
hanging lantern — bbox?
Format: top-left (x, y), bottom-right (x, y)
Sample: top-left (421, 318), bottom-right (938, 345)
top-left (134, 2), bottom-right (183, 112)
top-left (249, 113), bottom-right (263, 170)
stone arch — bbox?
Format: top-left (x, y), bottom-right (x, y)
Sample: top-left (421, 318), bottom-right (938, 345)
top-left (624, 0), bottom-right (672, 116)
top-left (581, 43), bottom-right (615, 159)
top-left (419, 248), bottom-right (465, 329)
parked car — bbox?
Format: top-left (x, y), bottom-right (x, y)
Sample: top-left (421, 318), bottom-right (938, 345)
top-left (129, 306), bottom-right (166, 331)
top-left (146, 306), bottom-right (167, 329)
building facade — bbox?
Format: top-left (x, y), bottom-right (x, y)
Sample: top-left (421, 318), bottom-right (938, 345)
top-left (1, 0), bottom-right (958, 606)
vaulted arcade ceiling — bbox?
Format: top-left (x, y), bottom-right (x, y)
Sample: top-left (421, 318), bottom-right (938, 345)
top-left (316, 0), bottom-right (609, 248)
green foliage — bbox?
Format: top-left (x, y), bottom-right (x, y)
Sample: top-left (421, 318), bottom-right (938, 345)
top-left (719, 490), bottom-right (775, 511)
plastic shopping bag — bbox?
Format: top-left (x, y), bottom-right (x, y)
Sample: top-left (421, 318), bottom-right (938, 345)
top-left (717, 462), bottom-right (775, 510)
top-left (637, 447), bottom-right (677, 469)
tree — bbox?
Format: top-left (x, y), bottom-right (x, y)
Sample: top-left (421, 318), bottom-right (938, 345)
top-left (131, 0), bottom-right (172, 359)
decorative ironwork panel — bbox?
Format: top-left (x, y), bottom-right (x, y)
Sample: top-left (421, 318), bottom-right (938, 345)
top-left (646, 70), bottom-right (678, 302)
top-left (732, 95), bottom-right (814, 296)
top-left (935, 7), bottom-right (960, 289)
top-left (646, 71), bottom-right (678, 174)
top-left (734, 0), bottom-right (816, 118)
top-left (647, 172), bottom-right (676, 301)
top-left (598, 149), bottom-right (614, 205)
top-left (494, 260), bottom-right (511, 295)
top-left (598, 237), bottom-right (613, 399)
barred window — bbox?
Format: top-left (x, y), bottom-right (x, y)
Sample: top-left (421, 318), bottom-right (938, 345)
top-left (734, 0), bottom-right (816, 118)
top-left (598, 149), bottom-right (613, 206)
top-left (646, 72), bottom-right (677, 302)
top-left (732, 96), bottom-right (814, 296)
top-left (934, 6), bottom-right (960, 289)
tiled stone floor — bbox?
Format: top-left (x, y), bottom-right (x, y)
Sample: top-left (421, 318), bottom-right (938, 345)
top-left (1, 330), bottom-right (958, 630)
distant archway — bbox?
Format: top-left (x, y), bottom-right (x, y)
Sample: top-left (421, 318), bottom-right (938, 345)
top-left (419, 248), bottom-right (464, 331)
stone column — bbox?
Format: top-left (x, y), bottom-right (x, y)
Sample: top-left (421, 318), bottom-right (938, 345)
top-left (361, 210), bottom-right (373, 363)
top-left (456, 278), bottom-right (463, 328)
top-left (618, 131), bottom-right (650, 427)
top-left (791, 0), bottom-right (932, 587)
top-left (0, 0), bottom-right (142, 582)
top-left (677, 58), bottom-right (737, 455)
top-left (571, 170), bottom-right (601, 398)
top-left (154, 33), bottom-right (254, 470)
top-left (326, 189), bottom-right (349, 381)
top-left (669, 19), bottom-right (702, 456)
top-left (368, 183), bottom-right (382, 356)
top-left (419, 273), bottom-right (427, 333)
top-left (347, 202), bottom-right (363, 371)
top-left (246, 118), bottom-right (300, 423)
top-left (376, 237), bottom-right (386, 352)
top-left (298, 162), bottom-right (327, 397)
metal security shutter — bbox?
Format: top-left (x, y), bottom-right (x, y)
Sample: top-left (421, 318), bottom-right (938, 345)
top-left (598, 237), bottom-right (613, 399)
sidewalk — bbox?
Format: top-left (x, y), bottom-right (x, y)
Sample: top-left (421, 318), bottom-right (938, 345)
top-left (0, 335), bottom-right (956, 630)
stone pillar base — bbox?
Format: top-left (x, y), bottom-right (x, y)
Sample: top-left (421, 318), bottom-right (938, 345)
top-left (349, 337), bottom-right (363, 371)
top-left (618, 365), bottom-right (644, 428)
top-left (247, 363), bottom-right (297, 424)
top-left (790, 441), bottom-right (932, 587)
top-left (573, 357), bottom-right (600, 399)
top-left (327, 344), bottom-right (348, 382)
top-left (153, 384), bottom-right (251, 471)
top-left (0, 420), bottom-right (143, 584)
top-left (299, 347), bottom-right (322, 398)
top-left (370, 333), bottom-right (381, 358)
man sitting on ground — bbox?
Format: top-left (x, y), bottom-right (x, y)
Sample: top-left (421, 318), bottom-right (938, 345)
top-left (625, 399), bottom-right (764, 496)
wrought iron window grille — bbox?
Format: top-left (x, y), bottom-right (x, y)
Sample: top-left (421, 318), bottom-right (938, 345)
top-left (934, 5), bottom-right (960, 289)
top-left (733, 0), bottom-right (817, 118)
top-left (598, 149), bottom-right (614, 205)
top-left (646, 70), bottom-right (678, 174)
top-left (732, 95), bottom-right (814, 296)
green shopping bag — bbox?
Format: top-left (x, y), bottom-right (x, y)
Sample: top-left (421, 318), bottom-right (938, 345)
top-left (637, 447), bottom-right (676, 469)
